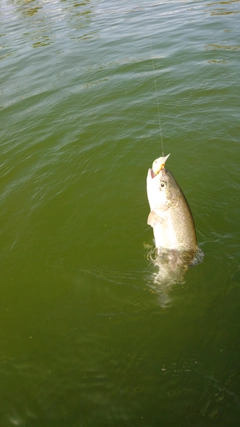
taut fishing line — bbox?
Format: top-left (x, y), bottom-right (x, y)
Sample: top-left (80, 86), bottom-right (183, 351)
top-left (144, 2), bottom-right (164, 156)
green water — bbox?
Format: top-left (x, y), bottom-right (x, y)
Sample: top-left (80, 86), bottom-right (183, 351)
top-left (1, 0), bottom-right (240, 425)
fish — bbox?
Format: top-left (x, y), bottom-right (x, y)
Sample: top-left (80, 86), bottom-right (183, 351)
top-left (146, 154), bottom-right (198, 265)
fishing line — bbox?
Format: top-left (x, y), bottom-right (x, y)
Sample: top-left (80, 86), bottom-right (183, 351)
top-left (144, 2), bottom-right (164, 156)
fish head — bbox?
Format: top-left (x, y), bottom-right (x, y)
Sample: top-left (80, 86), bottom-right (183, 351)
top-left (146, 154), bottom-right (180, 211)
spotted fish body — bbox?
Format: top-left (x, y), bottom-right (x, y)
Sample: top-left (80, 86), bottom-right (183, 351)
top-left (146, 155), bottom-right (197, 254)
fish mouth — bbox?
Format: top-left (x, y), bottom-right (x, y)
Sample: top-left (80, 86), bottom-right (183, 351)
top-left (148, 168), bottom-right (156, 179)
top-left (150, 169), bottom-right (156, 179)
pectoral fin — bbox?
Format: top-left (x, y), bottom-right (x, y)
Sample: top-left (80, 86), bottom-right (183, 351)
top-left (147, 211), bottom-right (162, 227)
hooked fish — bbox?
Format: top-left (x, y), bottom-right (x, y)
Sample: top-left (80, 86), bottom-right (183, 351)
top-left (146, 154), bottom-right (197, 257)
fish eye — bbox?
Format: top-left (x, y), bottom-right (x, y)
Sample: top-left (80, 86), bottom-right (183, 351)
top-left (160, 182), bottom-right (165, 188)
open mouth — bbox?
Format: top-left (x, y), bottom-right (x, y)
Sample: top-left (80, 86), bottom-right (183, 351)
top-left (150, 169), bottom-right (156, 179)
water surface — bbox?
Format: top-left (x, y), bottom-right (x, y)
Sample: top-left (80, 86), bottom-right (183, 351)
top-left (0, 0), bottom-right (240, 425)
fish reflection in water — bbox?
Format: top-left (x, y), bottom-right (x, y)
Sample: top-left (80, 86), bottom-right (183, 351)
top-left (145, 245), bottom-right (204, 307)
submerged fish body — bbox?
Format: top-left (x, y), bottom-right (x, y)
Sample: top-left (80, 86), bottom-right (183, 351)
top-left (146, 154), bottom-right (197, 257)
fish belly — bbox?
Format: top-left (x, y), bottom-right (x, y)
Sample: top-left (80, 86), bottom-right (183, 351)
top-left (152, 205), bottom-right (197, 252)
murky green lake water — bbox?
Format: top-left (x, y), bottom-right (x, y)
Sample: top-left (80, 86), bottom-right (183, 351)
top-left (1, 0), bottom-right (240, 425)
